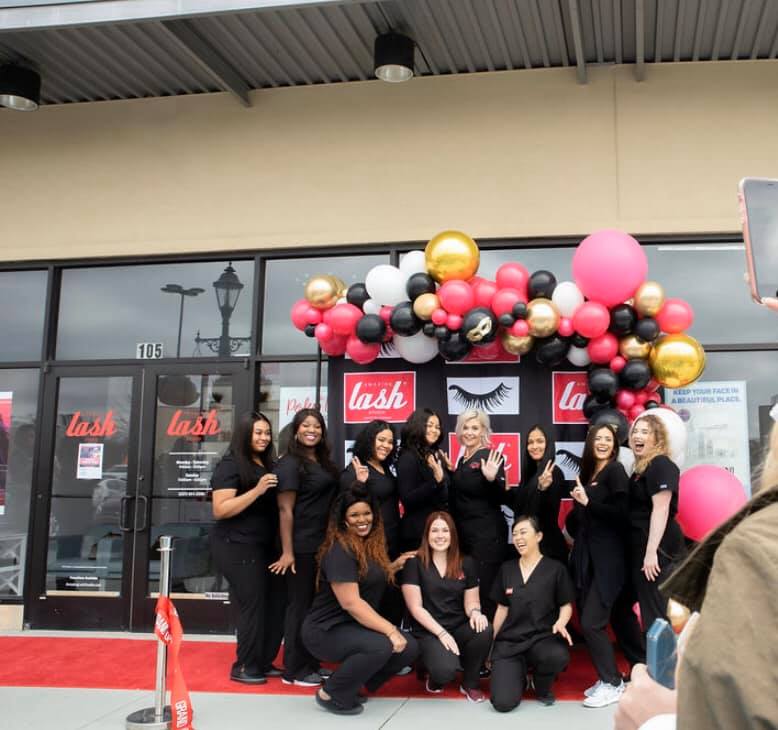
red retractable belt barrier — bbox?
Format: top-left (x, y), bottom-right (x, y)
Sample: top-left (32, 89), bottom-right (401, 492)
top-left (154, 596), bottom-right (195, 730)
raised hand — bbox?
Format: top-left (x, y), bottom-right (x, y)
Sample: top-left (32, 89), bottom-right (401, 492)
top-left (570, 476), bottom-right (589, 506)
top-left (480, 449), bottom-right (504, 482)
top-left (537, 460), bottom-right (554, 490)
top-left (427, 453), bottom-right (445, 484)
top-left (352, 456), bottom-right (369, 483)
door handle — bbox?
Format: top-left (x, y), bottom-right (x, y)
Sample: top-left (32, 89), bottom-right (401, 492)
top-left (119, 495), bottom-right (134, 532)
top-left (135, 495), bottom-right (149, 532)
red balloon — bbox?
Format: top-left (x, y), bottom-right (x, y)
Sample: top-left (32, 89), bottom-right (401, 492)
top-left (321, 333), bottom-right (348, 356)
top-left (379, 305), bottom-right (394, 323)
top-left (329, 303), bottom-right (363, 336)
top-left (510, 320), bottom-right (529, 337)
top-left (314, 323), bottom-right (333, 342)
top-left (472, 278), bottom-right (498, 308)
top-left (496, 263), bottom-right (530, 299)
top-left (438, 280), bottom-right (475, 315)
top-left (587, 332), bottom-right (618, 363)
top-left (557, 317), bottom-right (574, 338)
top-left (616, 389), bottom-right (636, 410)
top-left (656, 298), bottom-right (694, 334)
top-left (346, 335), bottom-right (380, 364)
top-left (491, 288), bottom-right (525, 317)
top-left (610, 355), bottom-right (627, 373)
top-left (629, 404), bottom-right (646, 421)
top-left (635, 391), bottom-right (649, 405)
top-left (447, 314), bottom-right (463, 330)
top-left (573, 301), bottom-right (610, 338)
top-left (291, 299), bottom-right (312, 331)
top-left (305, 308), bottom-right (322, 325)
top-left (431, 308), bottom-right (448, 326)
top-left (383, 326), bottom-right (394, 342)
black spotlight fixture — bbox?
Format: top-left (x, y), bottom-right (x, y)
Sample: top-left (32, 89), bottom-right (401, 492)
top-left (0, 65), bottom-right (41, 112)
top-left (374, 32), bottom-right (415, 83)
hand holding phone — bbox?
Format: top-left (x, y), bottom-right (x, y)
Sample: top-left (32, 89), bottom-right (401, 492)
top-left (646, 618), bottom-right (677, 690)
top-left (739, 177), bottom-right (778, 305)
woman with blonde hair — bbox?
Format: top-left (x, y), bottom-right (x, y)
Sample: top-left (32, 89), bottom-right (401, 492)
top-left (449, 409), bottom-right (506, 620)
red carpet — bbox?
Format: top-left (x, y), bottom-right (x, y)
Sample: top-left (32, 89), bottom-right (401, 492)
top-left (0, 637), bottom-right (626, 701)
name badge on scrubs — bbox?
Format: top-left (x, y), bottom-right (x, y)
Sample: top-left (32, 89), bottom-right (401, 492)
top-left (505, 587), bottom-right (513, 596)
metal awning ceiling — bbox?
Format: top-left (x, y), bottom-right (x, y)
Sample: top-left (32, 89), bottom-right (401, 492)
top-left (1, 0), bottom-right (777, 107)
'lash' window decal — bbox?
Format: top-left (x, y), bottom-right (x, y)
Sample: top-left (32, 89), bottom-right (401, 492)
top-left (446, 377), bottom-right (520, 415)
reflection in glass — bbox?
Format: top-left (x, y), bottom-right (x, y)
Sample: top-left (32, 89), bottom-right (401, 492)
top-left (57, 261), bottom-right (254, 359)
top-left (0, 270), bottom-right (47, 361)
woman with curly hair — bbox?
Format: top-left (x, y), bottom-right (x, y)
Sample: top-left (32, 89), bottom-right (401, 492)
top-left (302, 485), bottom-right (418, 716)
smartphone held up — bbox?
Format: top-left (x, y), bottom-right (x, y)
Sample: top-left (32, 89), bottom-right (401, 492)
top-left (739, 177), bottom-right (778, 306)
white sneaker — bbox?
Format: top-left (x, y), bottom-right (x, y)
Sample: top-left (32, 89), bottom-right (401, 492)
top-left (583, 680), bottom-right (624, 708)
top-left (584, 679), bottom-right (603, 697)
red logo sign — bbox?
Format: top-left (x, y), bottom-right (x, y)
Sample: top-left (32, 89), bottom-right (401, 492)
top-left (552, 371), bottom-right (588, 424)
top-left (447, 432), bottom-right (521, 486)
top-left (167, 409), bottom-right (221, 437)
top-left (344, 371), bottom-right (415, 424)
top-left (65, 410), bottom-right (117, 438)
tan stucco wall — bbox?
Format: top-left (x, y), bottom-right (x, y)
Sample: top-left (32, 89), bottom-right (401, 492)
top-left (1, 60), bottom-right (777, 262)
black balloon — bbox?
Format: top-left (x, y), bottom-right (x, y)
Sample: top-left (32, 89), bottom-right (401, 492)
top-left (512, 301), bottom-right (528, 320)
top-left (406, 272), bottom-right (437, 301)
top-left (355, 314), bottom-right (386, 344)
top-left (588, 367), bottom-right (619, 400)
top-left (462, 307), bottom-right (498, 344)
top-left (304, 324), bottom-right (316, 338)
top-left (583, 394), bottom-right (612, 420)
top-left (346, 282), bottom-right (370, 309)
top-left (389, 301), bottom-right (422, 336)
top-left (498, 313), bottom-right (516, 328)
top-left (434, 325), bottom-right (451, 341)
top-left (422, 322), bottom-right (436, 337)
top-left (609, 304), bottom-right (637, 336)
top-left (634, 317), bottom-right (660, 342)
top-left (535, 336), bottom-right (570, 367)
top-left (589, 408), bottom-right (629, 445)
top-left (439, 331), bottom-right (471, 361)
top-left (528, 270), bottom-right (557, 299)
top-left (619, 359), bottom-right (651, 390)
top-left (572, 333), bottom-right (590, 348)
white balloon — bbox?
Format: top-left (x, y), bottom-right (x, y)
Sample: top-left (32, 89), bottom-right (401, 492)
top-left (567, 345), bottom-right (591, 367)
top-left (393, 331), bottom-right (438, 363)
top-left (552, 281), bottom-right (585, 318)
top-left (362, 298), bottom-right (381, 315)
top-left (618, 446), bottom-right (635, 474)
top-left (365, 264), bottom-right (407, 306)
top-left (630, 407), bottom-right (687, 468)
top-left (399, 250), bottom-right (427, 278)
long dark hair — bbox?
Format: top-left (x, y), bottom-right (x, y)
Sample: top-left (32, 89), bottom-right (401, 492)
top-left (351, 420), bottom-right (396, 465)
top-left (579, 423), bottom-right (619, 485)
top-left (416, 511), bottom-right (463, 580)
top-left (521, 423), bottom-right (556, 486)
top-left (230, 411), bottom-right (275, 490)
top-left (400, 407), bottom-right (443, 462)
top-left (317, 483), bottom-right (394, 585)
top-left (286, 407), bottom-right (338, 478)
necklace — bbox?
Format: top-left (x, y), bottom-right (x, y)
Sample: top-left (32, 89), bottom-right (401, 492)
top-left (519, 554), bottom-right (542, 581)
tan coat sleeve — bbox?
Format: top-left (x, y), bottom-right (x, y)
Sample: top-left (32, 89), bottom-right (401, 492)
top-left (678, 502), bottom-right (778, 730)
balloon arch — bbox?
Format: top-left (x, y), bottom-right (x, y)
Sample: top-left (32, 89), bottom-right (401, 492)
top-left (291, 229), bottom-right (707, 437)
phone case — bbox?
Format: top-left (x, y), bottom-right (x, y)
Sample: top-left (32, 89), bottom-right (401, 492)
top-left (646, 618), bottom-right (678, 690)
top-left (739, 177), bottom-right (777, 304)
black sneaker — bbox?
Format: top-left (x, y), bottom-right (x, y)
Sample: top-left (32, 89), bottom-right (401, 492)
top-left (262, 665), bottom-right (283, 678)
top-left (536, 692), bottom-right (556, 706)
top-left (315, 690), bottom-right (364, 716)
top-left (282, 672), bottom-right (322, 687)
top-left (318, 667), bottom-right (333, 679)
top-left (230, 667), bottom-right (267, 685)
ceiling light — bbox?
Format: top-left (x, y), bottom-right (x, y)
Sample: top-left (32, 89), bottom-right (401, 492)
top-left (0, 65), bottom-right (41, 111)
top-left (374, 32), bottom-right (415, 83)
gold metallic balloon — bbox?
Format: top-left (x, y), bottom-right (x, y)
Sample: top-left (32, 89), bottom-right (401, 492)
top-left (331, 276), bottom-right (347, 300)
top-left (526, 298), bottom-right (560, 338)
top-left (424, 230), bottom-right (480, 283)
top-left (666, 598), bottom-right (692, 635)
top-left (649, 334), bottom-right (706, 388)
top-left (635, 281), bottom-right (665, 317)
top-left (501, 331), bottom-right (534, 355)
top-left (413, 292), bottom-right (440, 320)
top-left (619, 334), bottom-right (652, 359)
top-left (304, 274), bottom-right (341, 310)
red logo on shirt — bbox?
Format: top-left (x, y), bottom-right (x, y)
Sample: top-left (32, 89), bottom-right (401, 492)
top-left (552, 371), bottom-right (589, 424)
top-left (505, 587), bottom-right (513, 595)
top-left (344, 371), bottom-right (416, 424)
top-left (447, 432), bottom-right (521, 487)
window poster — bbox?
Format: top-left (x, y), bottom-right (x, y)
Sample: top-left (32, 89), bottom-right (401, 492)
top-left (77, 443), bottom-right (104, 480)
top-left (666, 380), bottom-right (751, 494)
top-left (278, 387), bottom-right (329, 431)
top-left (0, 391), bottom-right (11, 515)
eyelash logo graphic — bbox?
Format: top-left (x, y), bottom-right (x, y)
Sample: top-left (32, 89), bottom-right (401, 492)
top-left (446, 377), bottom-right (520, 415)
top-left (449, 382), bottom-right (511, 410)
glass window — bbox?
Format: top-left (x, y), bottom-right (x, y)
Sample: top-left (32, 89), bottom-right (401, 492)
top-left (262, 255), bottom-right (389, 355)
top-left (0, 369), bottom-right (40, 598)
top-left (259, 361), bottom-right (328, 456)
top-left (57, 261), bottom-right (254, 360)
top-left (0, 270), bottom-right (47, 361)
top-left (476, 247), bottom-right (575, 282)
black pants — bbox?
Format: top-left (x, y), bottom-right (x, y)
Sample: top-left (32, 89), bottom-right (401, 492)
top-left (580, 581), bottom-right (621, 686)
top-left (490, 636), bottom-right (569, 713)
top-left (210, 535), bottom-right (285, 673)
top-left (611, 585), bottom-right (646, 666)
top-left (303, 621), bottom-right (419, 708)
top-left (475, 558), bottom-right (502, 622)
top-left (283, 552), bottom-right (319, 680)
top-left (417, 622), bottom-right (493, 689)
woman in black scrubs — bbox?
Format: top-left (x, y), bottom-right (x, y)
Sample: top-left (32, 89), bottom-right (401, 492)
top-left (490, 515), bottom-right (575, 712)
top-left (628, 414), bottom-right (685, 632)
top-left (449, 409), bottom-right (507, 620)
top-left (270, 408), bottom-right (338, 687)
top-left (210, 411), bottom-right (285, 684)
top-left (302, 485), bottom-right (418, 716)
top-left (566, 423), bottom-right (629, 707)
top-left (402, 511), bottom-right (492, 702)
top-left (511, 424), bottom-right (568, 563)
top-left (397, 408), bottom-right (449, 552)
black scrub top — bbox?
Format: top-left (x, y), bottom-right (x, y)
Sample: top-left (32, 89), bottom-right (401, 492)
top-left (306, 541), bottom-right (387, 631)
top-left (511, 465), bottom-right (568, 563)
top-left (402, 555), bottom-right (479, 633)
top-left (450, 448), bottom-right (509, 564)
top-left (629, 454), bottom-right (684, 559)
top-left (210, 452), bottom-right (278, 545)
top-left (340, 463), bottom-right (401, 558)
top-left (566, 460), bottom-right (629, 605)
top-left (396, 449), bottom-right (449, 552)
top-left (276, 454), bottom-right (337, 554)
top-left (490, 556), bottom-right (575, 658)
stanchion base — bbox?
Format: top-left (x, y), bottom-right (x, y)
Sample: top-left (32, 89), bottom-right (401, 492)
top-left (126, 706), bottom-right (171, 729)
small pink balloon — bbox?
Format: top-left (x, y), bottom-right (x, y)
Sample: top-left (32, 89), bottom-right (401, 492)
top-left (587, 332), bottom-right (619, 363)
top-left (635, 391), bottom-right (649, 405)
top-left (628, 404), bottom-right (646, 421)
top-left (346, 335), bottom-right (380, 364)
top-left (510, 319), bottom-right (530, 337)
top-left (491, 287), bottom-right (525, 318)
top-left (305, 307), bottom-right (323, 325)
top-left (291, 299), bottom-right (312, 331)
top-left (472, 278), bottom-right (498, 308)
top-left (431, 308), bottom-right (448, 326)
top-left (610, 355), bottom-right (627, 373)
top-left (496, 263), bottom-right (530, 298)
top-left (573, 301), bottom-right (610, 338)
top-left (379, 305), bottom-right (393, 323)
top-left (314, 323), bottom-right (333, 342)
top-left (383, 326), bottom-right (394, 342)
top-left (678, 466), bottom-right (747, 541)
top-left (656, 298), bottom-right (694, 334)
top-left (447, 314), bottom-right (463, 330)
top-left (329, 303), bottom-right (363, 336)
top-left (616, 389), bottom-right (636, 410)
top-left (558, 317), bottom-right (574, 338)
top-left (438, 279), bottom-right (475, 315)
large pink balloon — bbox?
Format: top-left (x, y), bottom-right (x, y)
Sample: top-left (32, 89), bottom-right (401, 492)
top-left (438, 280), bottom-right (475, 315)
top-left (471, 278), bottom-right (498, 308)
top-left (346, 335), bottom-right (380, 364)
top-left (678, 465), bottom-right (748, 541)
top-left (573, 301), bottom-right (610, 338)
top-left (291, 299), bottom-right (312, 331)
top-left (587, 332), bottom-right (618, 363)
top-left (496, 263), bottom-right (529, 298)
top-left (573, 230), bottom-right (648, 307)
top-left (329, 303), bottom-right (363, 336)
top-left (656, 298), bottom-right (694, 334)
